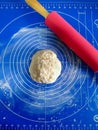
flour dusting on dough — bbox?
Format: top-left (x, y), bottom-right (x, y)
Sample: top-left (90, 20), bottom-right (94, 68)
top-left (29, 50), bottom-right (62, 84)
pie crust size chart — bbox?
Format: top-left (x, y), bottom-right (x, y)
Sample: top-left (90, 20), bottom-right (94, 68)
top-left (0, 12), bottom-right (97, 122)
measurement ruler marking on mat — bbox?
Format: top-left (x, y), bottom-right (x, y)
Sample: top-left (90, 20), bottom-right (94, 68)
top-left (0, 124), bottom-right (98, 130)
top-left (0, 3), bottom-right (98, 10)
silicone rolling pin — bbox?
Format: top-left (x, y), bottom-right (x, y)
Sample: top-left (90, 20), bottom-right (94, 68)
top-left (45, 12), bottom-right (98, 72)
top-left (25, 0), bottom-right (98, 72)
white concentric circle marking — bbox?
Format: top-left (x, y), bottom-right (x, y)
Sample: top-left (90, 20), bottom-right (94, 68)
top-left (1, 11), bottom-right (97, 122)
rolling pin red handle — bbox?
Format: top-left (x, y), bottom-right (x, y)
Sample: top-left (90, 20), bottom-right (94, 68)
top-left (45, 11), bottom-right (98, 72)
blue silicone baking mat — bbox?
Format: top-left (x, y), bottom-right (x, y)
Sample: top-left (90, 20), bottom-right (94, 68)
top-left (0, 0), bottom-right (98, 129)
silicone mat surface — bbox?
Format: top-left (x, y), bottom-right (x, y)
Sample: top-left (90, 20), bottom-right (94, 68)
top-left (0, 0), bottom-right (98, 129)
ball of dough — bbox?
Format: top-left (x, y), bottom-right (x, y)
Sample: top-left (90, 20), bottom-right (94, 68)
top-left (29, 50), bottom-right (62, 84)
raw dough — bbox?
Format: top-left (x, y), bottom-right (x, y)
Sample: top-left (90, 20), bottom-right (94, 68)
top-left (29, 50), bottom-right (62, 84)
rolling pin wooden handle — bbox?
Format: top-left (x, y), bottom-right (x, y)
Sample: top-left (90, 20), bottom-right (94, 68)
top-left (45, 11), bottom-right (98, 72)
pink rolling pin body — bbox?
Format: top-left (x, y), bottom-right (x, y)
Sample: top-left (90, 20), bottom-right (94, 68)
top-left (45, 11), bottom-right (98, 72)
